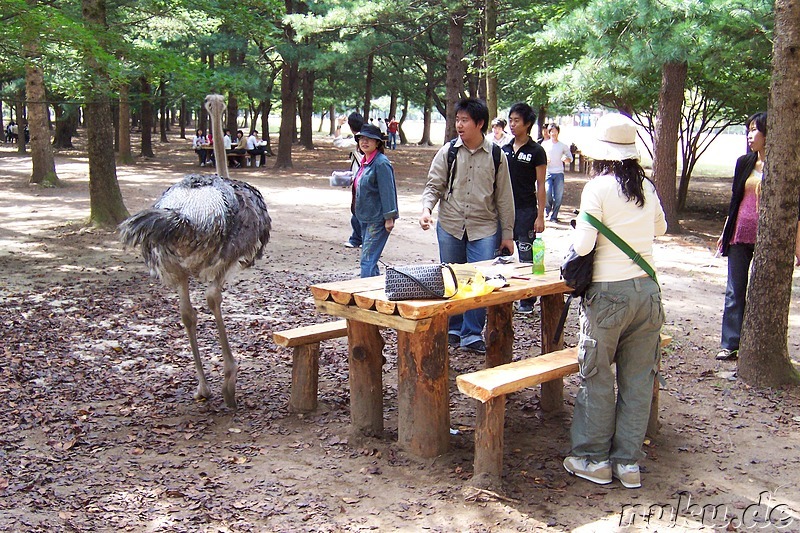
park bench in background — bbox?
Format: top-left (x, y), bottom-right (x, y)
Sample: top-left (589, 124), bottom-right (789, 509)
top-left (456, 333), bottom-right (672, 486)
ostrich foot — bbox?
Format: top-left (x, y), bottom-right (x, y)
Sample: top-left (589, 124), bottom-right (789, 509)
top-left (222, 384), bottom-right (237, 409)
top-left (194, 384), bottom-right (212, 402)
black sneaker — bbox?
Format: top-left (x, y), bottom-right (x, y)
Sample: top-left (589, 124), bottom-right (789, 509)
top-left (464, 340), bottom-right (486, 354)
top-left (448, 334), bottom-right (460, 348)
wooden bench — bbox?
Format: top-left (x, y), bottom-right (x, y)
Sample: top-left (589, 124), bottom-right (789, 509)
top-left (456, 333), bottom-right (672, 486)
top-left (227, 152), bottom-right (249, 168)
top-left (273, 320), bottom-right (348, 412)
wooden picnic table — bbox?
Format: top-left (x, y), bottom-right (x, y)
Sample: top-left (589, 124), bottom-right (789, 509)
top-left (310, 260), bottom-right (572, 458)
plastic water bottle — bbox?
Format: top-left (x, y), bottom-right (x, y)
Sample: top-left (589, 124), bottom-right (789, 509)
top-left (531, 238), bottom-right (545, 275)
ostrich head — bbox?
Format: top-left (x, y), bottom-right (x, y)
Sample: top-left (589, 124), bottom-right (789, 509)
top-left (204, 94), bottom-right (229, 179)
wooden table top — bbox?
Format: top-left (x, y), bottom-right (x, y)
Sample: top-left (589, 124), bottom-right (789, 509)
top-left (310, 262), bottom-right (570, 323)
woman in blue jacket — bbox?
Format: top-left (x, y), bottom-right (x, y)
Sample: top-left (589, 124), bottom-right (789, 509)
top-left (354, 124), bottom-right (399, 278)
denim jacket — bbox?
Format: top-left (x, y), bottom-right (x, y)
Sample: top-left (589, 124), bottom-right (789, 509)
top-left (355, 152), bottom-right (399, 224)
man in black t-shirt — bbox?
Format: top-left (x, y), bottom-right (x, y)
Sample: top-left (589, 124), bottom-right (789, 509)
top-left (503, 102), bottom-right (548, 314)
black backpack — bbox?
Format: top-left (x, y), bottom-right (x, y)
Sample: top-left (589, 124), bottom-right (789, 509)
top-left (445, 138), bottom-right (502, 197)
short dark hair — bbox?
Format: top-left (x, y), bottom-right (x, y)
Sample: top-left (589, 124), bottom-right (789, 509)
top-left (491, 118), bottom-right (507, 128)
top-left (747, 112), bottom-right (767, 136)
top-left (455, 98), bottom-right (490, 134)
top-left (548, 124), bottom-right (560, 133)
top-left (508, 103), bottom-right (537, 134)
top-left (348, 112), bottom-right (364, 134)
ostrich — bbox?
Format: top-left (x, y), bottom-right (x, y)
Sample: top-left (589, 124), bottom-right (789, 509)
top-left (120, 94), bottom-right (271, 408)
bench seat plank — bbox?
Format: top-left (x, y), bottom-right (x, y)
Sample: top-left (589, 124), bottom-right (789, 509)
top-left (457, 347), bottom-right (579, 403)
top-left (273, 320), bottom-right (348, 347)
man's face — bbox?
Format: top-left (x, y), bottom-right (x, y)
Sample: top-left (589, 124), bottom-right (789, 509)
top-left (549, 128), bottom-right (559, 141)
top-left (456, 111), bottom-right (483, 145)
top-left (508, 112), bottom-right (530, 138)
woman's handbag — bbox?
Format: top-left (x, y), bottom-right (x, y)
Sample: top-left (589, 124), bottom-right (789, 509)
top-left (384, 264), bottom-right (458, 301)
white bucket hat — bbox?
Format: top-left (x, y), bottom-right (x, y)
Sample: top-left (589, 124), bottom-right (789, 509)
top-left (582, 113), bottom-right (640, 161)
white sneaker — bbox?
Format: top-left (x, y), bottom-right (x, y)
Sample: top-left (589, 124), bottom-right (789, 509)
top-left (612, 463), bottom-right (641, 489)
top-left (563, 456), bottom-right (612, 485)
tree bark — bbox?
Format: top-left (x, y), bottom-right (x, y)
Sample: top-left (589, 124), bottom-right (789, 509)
top-left (299, 68), bottom-right (314, 149)
top-left (738, 0), bottom-right (800, 388)
top-left (158, 79), bottom-right (168, 143)
top-left (117, 83), bottom-right (133, 163)
top-left (445, 6), bottom-right (466, 141)
top-left (651, 61), bottom-right (686, 234)
top-left (275, 61), bottom-right (298, 168)
top-left (418, 62), bottom-right (434, 146)
top-left (23, 11), bottom-right (60, 187)
top-left (139, 76), bottom-right (154, 157)
top-left (484, 0), bottom-right (498, 119)
top-left (82, 0), bottom-right (129, 227)
top-left (363, 54), bottom-right (374, 120)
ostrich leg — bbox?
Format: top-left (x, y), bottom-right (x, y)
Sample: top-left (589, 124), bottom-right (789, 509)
top-left (177, 279), bottom-right (211, 401)
top-left (207, 280), bottom-right (237, 408)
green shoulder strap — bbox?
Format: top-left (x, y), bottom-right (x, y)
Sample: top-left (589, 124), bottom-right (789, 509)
top-left (580, 211), bottom-right (658, 283)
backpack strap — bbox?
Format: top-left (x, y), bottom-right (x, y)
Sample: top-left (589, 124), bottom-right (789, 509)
top-left (446, 139), bottom-right (502, 197)
top-left (580, 211), bottom-right (658, 283)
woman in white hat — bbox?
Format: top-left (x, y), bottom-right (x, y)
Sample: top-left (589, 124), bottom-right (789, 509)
top-left (563, 113), bottom-right (667, 490)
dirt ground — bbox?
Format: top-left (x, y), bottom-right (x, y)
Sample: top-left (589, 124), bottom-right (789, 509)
top-left (1, 132), bottom-right (799, 533)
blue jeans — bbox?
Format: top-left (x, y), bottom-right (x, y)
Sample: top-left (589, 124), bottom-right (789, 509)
top-left (436, 223), bottom-right (500, 346)
top-left (571, 277), bottom-right (664, 464)
top-left (721, 243), bottom-right (754, 351)
top-left (349, 214), bottom-right (363, 246)
top-left (545, 172), bottom-right (565, 220)
top-left (388, 132), bottom-right (398, 150)
top-left (360, 221), bottom-right (390, 278)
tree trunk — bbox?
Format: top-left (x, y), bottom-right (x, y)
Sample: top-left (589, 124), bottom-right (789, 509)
top-left (363, 54), bottom-right (374, 120)
top-left (158, 79), bottom-right (168, 143)
top-left (389, 88), bottom-right (398, 121)
top-left (651, 61), bottom-right (686, 234)
top-left (260, 100), bottom-right (274, 156)
top-left (52, 101), bottom-right (78, 149)
top-left (445, 6), bottom-right (466, 141)
top-left (118, 83), bottom-right (133, 164)
top-left (82, 0), bottom-right (129, 227)
top-left (139, 76), bottom-right (154, 157)
top-left (299, 69), bottom-right (314, 149)
top-left (398, 98), bottom-right (409, 145)
top-left (484, 0), bottom-right (498, 119)
top-left (275, 60), bottom-right (298, 168)
top-left (23, 8), bottom-right (60, 187)
top-left (418, 62), bottom-right (434, 146)
top-left (328, 104), bottom-right (335, 135)
top-left (179, 97), bottom-right (187, 139)
top-left (738, 0), bottom-right (800, 388)
top-left (16, 95), bottom-right (27, 153)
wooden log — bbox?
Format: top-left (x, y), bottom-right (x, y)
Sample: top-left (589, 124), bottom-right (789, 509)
top-left (539, 293), bottom-right (565, 412)
top-left (347, 320), bottom-right (384, 436)
top-left (273, 320), bottom-right (347, 347)
top-left (396, 313), bottom-right (449, 457)
top-left (472, 394), bottom-right (505, 488)
top-left (314, 300), bottom-right (431, 333)
top-left (289, 343), bottom-right (319, 413)
top-left (486, 302), bottom-right (514, 368)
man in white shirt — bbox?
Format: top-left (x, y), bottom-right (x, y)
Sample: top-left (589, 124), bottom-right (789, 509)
top-left (540, 124), bottom-right (573, 222)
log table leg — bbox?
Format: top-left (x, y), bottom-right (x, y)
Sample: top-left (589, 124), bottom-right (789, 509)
top-left (347, 320), bottom-right (384, 436)
top-left (486, 302), bottom-right (514, 368)
top-left (289, 343), bottom-right (319, 413)
top-left (540, 293), bottom-right (565, 412)
top-left (396, 313), bottom-right (449, 457)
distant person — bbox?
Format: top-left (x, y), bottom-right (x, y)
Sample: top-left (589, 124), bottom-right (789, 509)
top-left (563, 113), bottom-right (666, 490)
top-left (490, 118), bottom-right (512, 146)
top-left (334, 113), bottom-right (366, 249)
top-left (246, 130), bottom-right (267, 167)
top-left (503, 103), bottom-right (547, 314)
top-left (387, 116), bottom-right (399, 150)
top-left (353, 124), bottom-right (398, 278)
top-left (541, 124), bottom-right (573, 222)
top-left (715, 112), bottom-right (800, 361)
top-left (537, 124), bottom-right (550, 144)
top-left (192, 128), bottom-right (209, 166)
top-left (377, 117), bottom-right (388, 139)
top-left (419, 98), bottom-right (515, 355)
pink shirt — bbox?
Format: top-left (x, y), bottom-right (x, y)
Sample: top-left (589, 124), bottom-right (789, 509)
top-left (731, 169), bottom-right (762, 245)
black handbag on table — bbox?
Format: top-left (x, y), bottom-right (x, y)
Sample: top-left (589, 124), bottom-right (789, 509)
top-left (384, 264), bottom-right (458, 301)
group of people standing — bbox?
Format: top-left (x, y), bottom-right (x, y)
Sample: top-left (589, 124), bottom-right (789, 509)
top-left (191, 128), bottom-right (267, 168)
top-left (332, 101), bottom-right (789, 490)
